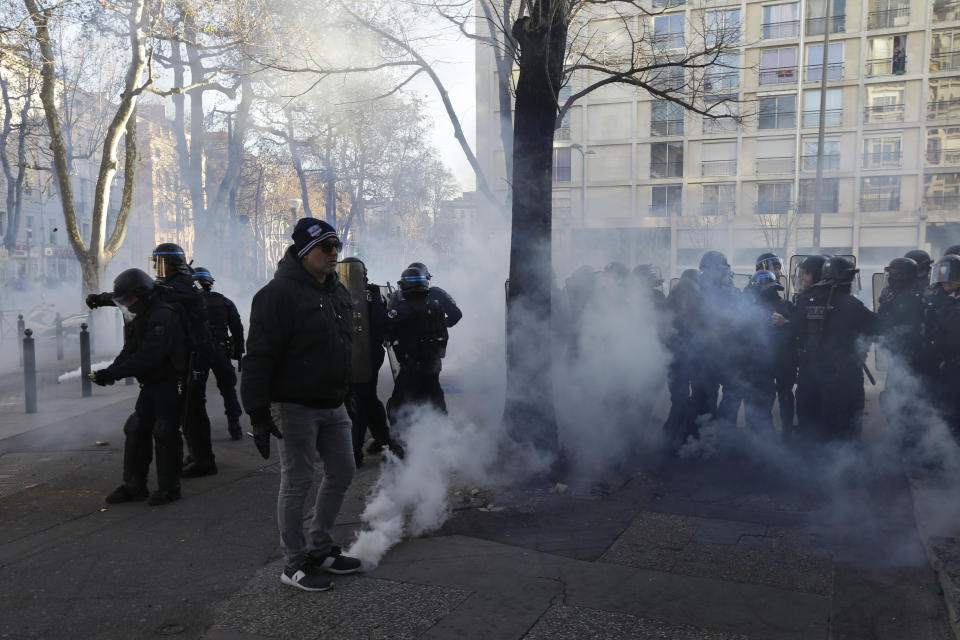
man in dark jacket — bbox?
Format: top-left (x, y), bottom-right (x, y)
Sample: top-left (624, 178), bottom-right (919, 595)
top-left (241, 218), bottom-right (361, 592)
top-left (193, 267), bottom-right (245, 441)
top-left (91, 269), bottom-right (187, 506)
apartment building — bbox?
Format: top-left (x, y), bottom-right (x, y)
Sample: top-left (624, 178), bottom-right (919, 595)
top-left (475, 0), bottom-right (960, 280)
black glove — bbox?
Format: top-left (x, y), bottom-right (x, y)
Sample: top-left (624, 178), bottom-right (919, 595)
top-left (231, 342), bottom-right (244, 362)
top-left (85, 292), bottom-right (113, 309)
top-left (85, 293), bottom-right (102, 309)
top-left (91, 370), bottom-right (116, 386)
top-left (251, 412), bottom-right (283, 459)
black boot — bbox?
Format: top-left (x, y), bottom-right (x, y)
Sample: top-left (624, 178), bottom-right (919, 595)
top-left (227, 419), bottom-right (242, 441)
top-left (105, 484), bottom-right (149, 504)
top-left (181, 459), bottom-right (218, 478)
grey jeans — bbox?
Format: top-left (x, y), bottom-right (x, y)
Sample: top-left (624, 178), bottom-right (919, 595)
top-left (272, 402), bottom-right (355, 568)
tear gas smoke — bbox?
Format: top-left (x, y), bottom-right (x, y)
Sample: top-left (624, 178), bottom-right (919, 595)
top-left (58, 360), bottom-right (114, 383)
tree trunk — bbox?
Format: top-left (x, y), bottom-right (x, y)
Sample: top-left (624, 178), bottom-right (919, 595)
top-left (185, 16), bottom-right (208, 254)
top-left (0, 74), bottom-right (30, 254)
top-left (503, 7), bottom-right (567, 458)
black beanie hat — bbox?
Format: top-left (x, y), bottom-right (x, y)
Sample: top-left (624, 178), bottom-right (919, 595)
top-left (292, 218), bottom-right (337, 259)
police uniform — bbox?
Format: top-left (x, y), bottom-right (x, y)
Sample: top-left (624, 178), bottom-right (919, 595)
top-left (198, 284), bottom-right (244, 435)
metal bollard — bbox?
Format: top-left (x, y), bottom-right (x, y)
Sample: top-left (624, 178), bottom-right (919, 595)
top-left (80, 323), bottom-right (92, 398)
top-left (17, 313), bottom-right (24, 368)
top-left (87, 311), bottom-right (96, 356)
top-left (23, 329), bottom-right (36, 414)
top-left (55, 312), bottom-right (64, 361)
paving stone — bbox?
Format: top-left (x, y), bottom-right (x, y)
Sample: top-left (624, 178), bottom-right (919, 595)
top-left (523, 604), bottom-right (751, 640)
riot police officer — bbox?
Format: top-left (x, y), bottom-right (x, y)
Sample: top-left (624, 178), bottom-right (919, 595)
top-left (792, 256), bottom-right (876, 442)
top-left (386, 266), bottom-right (451, 422)
top-left (391, 262), bottom-right (463, 329)
top-left (92, 269), bottom-right (187, 506)
top-left (193, 267), bottom-right (245, 441)
top-left (930, 255), bottom-right (960, 441)
top-left (904, 249), bottom-right (933, 294)
top-left (633, 264), bottom-right (667, 308)
top-left (756, 252), bottom-right (784, 279)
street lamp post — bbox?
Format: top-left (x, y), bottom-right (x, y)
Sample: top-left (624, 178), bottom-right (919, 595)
top-left (569, 143), bottom-right (596, 227)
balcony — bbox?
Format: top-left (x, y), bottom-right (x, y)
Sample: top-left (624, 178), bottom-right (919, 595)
top-left (758, 110), bottom-right (797, 129)
top-left (926, 194), bottom-right (960, 210)
top-left (762, 21), bottom-right (799, 39)
top-left (865, 57), bottom-right (906, 76)
top-left (863, 103), bottom-right (905, 123)
top-left (649, 204), bottom-right (683, 217)
top-left (756, 157), bottom-right (796, 174)
top-left (651, 120), bottom-right (684, 136)
top-left (653, 0), bottom-right (685, 7)
top-left (704, 71), bottom-right (739, 91)
top-left (930, 51), bottom-right (960, 72)
top-left (926, 149), bottom-right (960, 165)
top-left (862, 150), bottom-right (903, 168)
top-left (806, 15), bottom-right (846, 34)
top-left (867, 7), bottom-right (910, 29)
top-left (802, 108), bottom-right (843, 127)
top-left (755, 200), bottom-right (794, 214)
top-left (701, 159), bottom-right (738, 176)
top-left (860, 193), bottom-right (901, 211)
top-left (804, 61), bottom-right (844, 82)
top-left (801, 155), bottom-right (841, 171)
top-left (650, 161), bottom-right (684, 178)
top-left (759, 66), bottom-right (798, 85)
top-left (929, 98), bottom-right (960, 120)
top-left (556, 125), bottom-right (571, 141)
top-left (701, 201), bottom-right (736, 216)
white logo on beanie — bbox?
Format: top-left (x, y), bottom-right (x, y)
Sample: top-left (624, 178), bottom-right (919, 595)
top-left (308, 224), bottom-right (322, 237)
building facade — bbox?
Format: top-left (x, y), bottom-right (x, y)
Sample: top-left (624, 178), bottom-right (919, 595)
top-left (476, 0), bottom-right (960, 281)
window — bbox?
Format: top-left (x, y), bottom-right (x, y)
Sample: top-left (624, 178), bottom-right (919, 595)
top-left (702, 183), bottom-right (736, 216)
top-left (757, 182), bottom-right (793, 214)
top-left (807, 0), bottom-right (846, 34)
top-left (868, 0), bottom-right (910, 29)
top-left (802, 140), bottom-right (840, 170)
top-left (706, 10), bottom-right (740, 46)
top-left (651, 142), bottom-right (684, 178)
top-left (704, 54), bottom-right (739, 91)
top-left (863, 83), bottom-right (904, 123)
top-left (926, 127), bottom-right (960, 165)
top-left (803, 88), bottom-right (842, 127)
top-left (654, 14), bottom-right (685, 50)
top-left (702, 141), bottom-right (738, 176)
top-left (703, 96), bottom-right (739, 133)
top-left (929, 78), bottom-right (960, 120)
top-left (932, 29), bottom-right (960, 72)
top-left (759, 95), bottom-right (796, 129)
top-left (925, 172), bottom-right (960, 209)
top-left (649, 65), bottom-right (685, 93)
top-left (860, 176), bottom-right (901, 211)
top-left (651, 185), bottom-right (682, 216)
top-left (760, 47), bottom-right (798, 84)
top-left (806, 43), bottom-right (843, 81)
top-left (556, 86), bottom-right (571, 140)
top-left (934, 0), bottom-right (960, 22)
top-left (863, 137), bottom-right (902, 168)
top-left (799, 178), bottom-right (840, 212)
top-left (651, 101), bottom-right (684, 136)
top-left (553, 148), bottom-right (571, 182)
top-left (762, 3), bottom-right (799, 39)
top-left (756, 137), bottom-right (796, 173)
top-left (867, 35), bottom-right (907, 76)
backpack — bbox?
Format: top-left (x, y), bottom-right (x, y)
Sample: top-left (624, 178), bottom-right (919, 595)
top-left (393, 296), bottom-right (448, 365)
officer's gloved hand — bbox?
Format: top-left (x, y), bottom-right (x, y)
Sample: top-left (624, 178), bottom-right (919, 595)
top-left (91, 370), bottom-right (116, 386)
top-left (250, 410), bottom-right (283, 459)
top-left (85, 293), bottom-right (102, 309)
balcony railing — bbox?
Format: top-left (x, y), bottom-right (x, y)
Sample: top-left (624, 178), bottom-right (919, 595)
top-left (755, 200), bottom-right (794, 214)
top-left (926, 149), bottom-right (960, 165)
top-left (704, 71), bottom-right (739, 91)
top-left (555, 125), bottom-right (571, 141)
top-left (798, 196), bottom-right (839, 213)
top-left (758, 110), bottom-right (796, 129)
top-left (650, 161), bottom-right (684, 178)
top-left (701, 201), bottom-right (736, 216)
top-left (802, 108), bottom-right (843, 126)
top-left (649, 204), bottom-right (683, 217)
top-left (762, 21), bottom-right (799, 39)
top-left (703, 116), bottom-right (740, 134)
top-left (867, 7), bottom-right (910, 29)
top-left (651, 120), bottom-right (684, 136)
top-left (865, 57), bottom-right (906, 76)
top-left (863, 103), bottom-right (905, 123)
top-left (860, 193), bottom-right (901, 211)
top-left (806, 15), bottom-right (846, 35)
top-left (925, 194), bottom-right (960, 209)
top-left (653, 0), bottom-right (685, 7)
top-left (862, 150), bottom-right (903, 168)
top-left (759, 66), bottom-right (798, 84)
top-left (930, 51), bottom-right (960, 72)
top-left (928, 98), bottom-right (960, 119)
top-left (801, 154), bottom-right (841, 171)
top-left (804, 62), bottom-right (844, 82)
top-left (756, 157), bottom-right (796, 173)
top-left (701, 159), bottom-right (738, 176)
top-left (653, 34), bottom-right (685, 50)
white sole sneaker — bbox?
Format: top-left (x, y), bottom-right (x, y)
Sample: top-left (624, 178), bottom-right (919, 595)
top-left (280, 568), bottom-right (332, 592)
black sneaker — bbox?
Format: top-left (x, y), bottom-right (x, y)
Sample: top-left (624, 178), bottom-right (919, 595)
top-left (105, 485), bottom-right (148, 504)
top-left (309, 546), bottom-right (362, 575)
top-left (387, 440), bottom-right (405, 460)
top-left (227, 419), bottom-right (242, 441)
top-left (281, 565), bottom-right (332, 592)
top-left (181, 460), bottom-right (218, 478)
top-left (147, 487), bottom-right (181, 506)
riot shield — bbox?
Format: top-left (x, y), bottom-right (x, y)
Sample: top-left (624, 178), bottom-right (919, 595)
top-left (732, 273), bottom-right (752, 291)
top-left (871, 272), bottom-right (887, 312)
top-left (669, 277), bottom-right (680, 293)
top-left (379, 283), bottom-right (400, 382)
top-left (788, 254), bottom-right (856, 299)
top-left (338, 260), bottom-right (372, 384)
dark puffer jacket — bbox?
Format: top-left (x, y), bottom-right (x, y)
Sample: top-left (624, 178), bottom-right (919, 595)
top-left (241, 246), bottom-right (353, 417)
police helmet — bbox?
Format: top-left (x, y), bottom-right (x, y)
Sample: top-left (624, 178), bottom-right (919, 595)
top-left (193, 266), bottom-right (214, 288)
top-left (341, 256), bottom-right (367, 276)
top-left (680, 268), bottom-right (699, 281)
top-left (750, 269), bottom-right (784, 293)
top-left (795, 255), bottom-right (829, 291)
top-left (632, 264), bottom-right (663, 287)
top-left (820, 255), bottom-right (858, 285)
top-left (945, 245), bottom-right (960, 258)
top-left (604, 261), bottom-right (629, 279)
top-left (407, 262), bottom-right (432, 279)
top-left (399, 266), bottom-right (429, 294)
top-left (112, 268), bottom-right (155, 304)
top-left (150, 242), bottom-right (187, 279)
top-left (904, 249), bottom-right (932, 277)
top-left (934, 255), bottom-right (960, 285)
top-left (884, 257), bottom-right (918, 283)
top-left (755, 252), bottom-right (783, 273)
top-left (699, 250), bottom-right (730, 272)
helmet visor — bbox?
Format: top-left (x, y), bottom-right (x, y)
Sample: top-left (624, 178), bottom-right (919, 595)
top-left (150, 254), bottom-right (167, 279)
top-left (935, 259), bottom-right (960, 284)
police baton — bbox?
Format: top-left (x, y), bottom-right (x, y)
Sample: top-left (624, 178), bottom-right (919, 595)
top-left (862, 363), bottom-right (877, 386)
